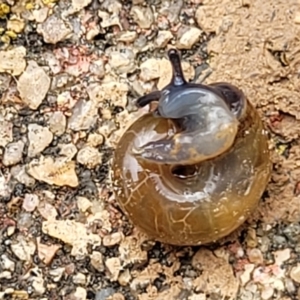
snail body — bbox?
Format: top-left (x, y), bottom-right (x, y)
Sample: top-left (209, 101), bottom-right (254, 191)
top-left (112, 49), bottom-right (271, 246)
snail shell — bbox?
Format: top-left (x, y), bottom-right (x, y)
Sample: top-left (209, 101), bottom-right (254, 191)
top-left (112, 49), bottom-right (271, 246)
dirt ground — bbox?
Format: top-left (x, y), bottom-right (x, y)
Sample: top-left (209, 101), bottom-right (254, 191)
top-left (1, 0), bottom-right (300, 299)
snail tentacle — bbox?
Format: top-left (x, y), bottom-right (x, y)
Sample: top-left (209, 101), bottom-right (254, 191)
top-left (136, 90), bottom-right (162, 107)
top-left (168, 48), bottom-right (187, 87)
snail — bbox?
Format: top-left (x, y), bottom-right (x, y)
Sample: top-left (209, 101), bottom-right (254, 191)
top-left (112, 49), bottom-right (271, 246)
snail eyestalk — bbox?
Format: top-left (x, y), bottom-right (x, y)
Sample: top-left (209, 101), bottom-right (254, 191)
top-left (168, 49), bottom-right (187, 87)
top-left (135, 90), bottom-right (162, 108)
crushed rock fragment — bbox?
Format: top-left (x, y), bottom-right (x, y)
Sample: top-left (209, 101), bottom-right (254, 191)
top-left (49, 267), bottom-right (65, 282)
top-left (37, 237), bottom-right (60, 265)
top-left (107, 47), bottom-right (136, 74)
top-left (68, 99), bottom-right (98, 131)
top-left (76, 146), bottom-right (102, 169)
top-left (48, 111), bottom-right (67, 136)
top-left (7, 17), bottom-right (25, 33)
top-left (37, 200), bottom-right (58, 220)
top-left (59, 143), bottom-right (78, 160)
top-left (22, 194), bottom-right (39, 212)
top-left (77, 196), bottom-right (92, 213)
top-left (10, 165), bottom-right (35, 187)
top-left (0, 172), bottom-right (12, 202)
top-left (192, 248), bottom-right (239, 298)
top-left (37, 14), bottom-right (73, 44)
top-left (155, 30), bottom-right (173, 48)
top-left (27, 156), bottom-right (79, 187)
top-left (71, 0), bottom-right (93, 12)
top-left (17, 61), bottom-right (51, 110)
top-left (3, 140), bottom-right (25, 166)
top-left (42, 219), bottom-right (101, 257)
top-left (130, 5), bottom-right (154, 29)
top-left (0, 117), bottom-right (13, 147)
top-left (119, 229), bottom-right (148, 267)
top-left (290, 264), bottom-right (300, 283)
top-left (10, 235), bottom-right (36, 262)
top-left (0, 254), bottom-right (15, 272)
top-left (0, 46), bottom-right (26, 76)
top-left (27, 124), bottom-right (53, 157)
top-left (90, 251), bottom-right (104, 272)
top-left (103, 232), bottom-right (124, 247)
top-left (87, 82), bottom-right (129, 108)
top-left (176, 26), bottom-right (202, 50)
top-left (72, 287), bottom-right (87, 300)
top-left (28, 268), bottom-right (46, 295)
top-left (105, 257), bottom-right (122, 281)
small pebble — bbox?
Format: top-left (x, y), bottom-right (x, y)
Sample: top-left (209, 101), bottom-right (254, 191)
top-left (248, 248), bottom-right (264, 265)
top-left (72, 272), bottom-right (86, 285)
top-left (159, 0), bottom-right (183, 23)
top-left (37, 14), bottom-right (73, 44)
top-left (31, 270), bottom-right (45, 295)
top-left (77, 196), bottom-right (92, 212)
top-left (68, 100), bottom-right (98, 131)
top-left (118, 269), bottom-right (132, 286)
top-left (130, 5), bottom-right (154, 29)
top-left (176, 26), bottom-right (202, 50)
top-left (0, 118), bottom-right (13, 147)
top-left (117, 31), bottom-right (137, 43)
top-left (0, 46), bottom-right (26, 76)
top-left (95, 288), bottom-right (115, 300)
top-left (17, 61), bottom-right (51, 110)
top-left (90, 251), bottom-right (104, 272)
top-left (274, 248), bottom-right (291, 265)
top-left (76, 146), bottom-right (102, 168)
top-left (72, 287), bottom-right (87, 300)
top-left (71, 0), bottom-right (93, 12)
top-left (7, 17), bottom-right (25, 33)
top-left (10, 235), bottom-right (36, 262)
top-left (111, 293), bottom-right (125, 300)
top-left (10, 165), bottom-right (35, 186)
top-left (48, 111), bottom-right (67, 136)
top-left (59, 143), bottom-right (78, 160)
top-left (240, 264), bottom-right (255, 286)
top-left (261, 286), bottom-right (274, 300)
top-left (27, 156), bottom-right (79, 187)
top-left (49, 267), bottom-right (65, 282)
top-left (290, 264), bottom-right (300, 283)
top-left (89, 59), bottom-right (105, 78)
top-left (87, 133), bottom-right (104, 147)
top-left (0, 271), bottom-right (12, 279)
top-left (0, 254), bottom-right (15, 272)
top-left (105, 257), bottom-right (121, 281)
top-left (3, 140), bottom-right (24, 166)
top-left (37, 238), bottom-right (60, 265)
top-left (155, 30), bottom-right (173, 48)
top-left (32, 7), bottom-right (49, 23)
top-left (108, 48), bottom-right (136, 74)
top-left (285, 278), bottom-right (296, 293)
top-left (27, 124), bottom-right (53, 157)
top-left (103, 232), bottom-right (124, 247)
top-left (22, 194), bottom-right (39, 212)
